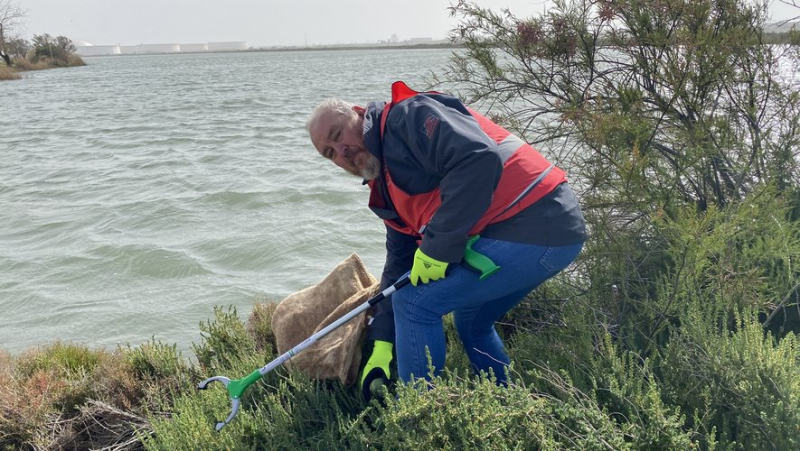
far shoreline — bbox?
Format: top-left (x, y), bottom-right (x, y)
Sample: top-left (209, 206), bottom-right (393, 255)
top-left (77, 42), bottom-right (463, 58)
top-left (76, 34), bottom-right (799, 59)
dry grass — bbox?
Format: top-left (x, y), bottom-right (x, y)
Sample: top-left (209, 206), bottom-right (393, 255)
top-left (0, 66), bottom-right (21, 80)
top-left (14, 58), bottom-right (52, 71)
top-left (0, 342), bottom-right (180, 450)
top-left (10, 55), bottom-right (86, 74)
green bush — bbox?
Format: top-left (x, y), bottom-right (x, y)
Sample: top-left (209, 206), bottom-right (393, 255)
top-left (127, 339), bottom-right (189, 381)
top-left (660, 308), bottom-right (800, 450)
top-left (125, 338), bottom-right (198, 409)
top-left (193, 306), bottom-right (257, 373)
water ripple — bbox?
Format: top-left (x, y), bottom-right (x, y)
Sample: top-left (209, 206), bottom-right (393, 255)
top-left (0, 48), bottom-right (454, 354)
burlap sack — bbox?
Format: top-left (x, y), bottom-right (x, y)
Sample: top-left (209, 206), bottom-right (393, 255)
top-left (271, 253), bottom-right (380, 386)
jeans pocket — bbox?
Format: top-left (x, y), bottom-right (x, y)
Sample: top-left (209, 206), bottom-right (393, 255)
top-left (538, 247), bottom-right (558, 273)
top-left (539, 243), bottom-right (582, 274)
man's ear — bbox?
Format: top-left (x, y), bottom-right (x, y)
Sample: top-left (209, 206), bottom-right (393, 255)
top-left (353, 105), bottom-right (366, 117)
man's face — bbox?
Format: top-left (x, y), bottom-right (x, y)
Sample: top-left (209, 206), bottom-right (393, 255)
top-left (309, 107), bottom-right (380, 180)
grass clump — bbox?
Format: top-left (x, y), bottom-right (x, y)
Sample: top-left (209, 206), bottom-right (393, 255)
top-left (0, 66), bottom-right (21, 80)
top-left (10, 58), bottom-right (49, 71)
top-left (0, 338), bottom-right (198, 450)
top-left (0, 343), bottom-right (142, 449)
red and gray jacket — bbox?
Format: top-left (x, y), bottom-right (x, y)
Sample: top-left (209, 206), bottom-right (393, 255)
top-left (361, 82), bottom-right (585, 342)
top-left (367, 81), bottom-right (566, 261)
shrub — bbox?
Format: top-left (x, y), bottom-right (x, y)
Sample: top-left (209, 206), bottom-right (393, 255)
top-left (193, 306), bottom-right (257, 373)
top-left (125, 339), bottom-right (197, 409)
top-left (660, 309), bottom-right (800, 450)
top-left (246, 300), bottom-right (279, 355)
top-left (30, 34), bottom-right (75, 66)
top-left (357, 369), bottom-right (695, 450)
top-left (0, 343), bottom-right (148, 449)
top-left (509, 318), bottom-right (698, 448)
top-left (127, 340), bottom-right (187, 381)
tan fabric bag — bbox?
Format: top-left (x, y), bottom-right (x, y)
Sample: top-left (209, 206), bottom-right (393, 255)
top-left (270, 253), bottom-right (380, 386)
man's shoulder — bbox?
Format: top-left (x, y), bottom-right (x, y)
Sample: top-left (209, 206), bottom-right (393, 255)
top-left (407, 93), bottom-right (468, 113)
top-left (389, 93), bottom-right (467, 123)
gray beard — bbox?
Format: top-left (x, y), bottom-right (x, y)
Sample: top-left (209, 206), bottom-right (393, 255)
top-left (357, 153), bottom-right (382, 180)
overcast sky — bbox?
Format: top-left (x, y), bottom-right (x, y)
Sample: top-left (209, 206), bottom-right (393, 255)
top-left (17, 0), bottom-right (800, 48)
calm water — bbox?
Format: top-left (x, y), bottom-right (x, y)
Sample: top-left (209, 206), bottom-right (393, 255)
top-left (0, 49), bottom-right (454, 355)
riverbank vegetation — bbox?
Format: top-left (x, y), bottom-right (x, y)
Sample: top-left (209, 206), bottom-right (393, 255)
top-left (1, 0), bottom-right (85, 80)
top-left (2, 0), bottom-right (800, 449)
top-left (0, 33), bottom-right (85, 80)
top-left (0, 64), bottom-right (19, 80)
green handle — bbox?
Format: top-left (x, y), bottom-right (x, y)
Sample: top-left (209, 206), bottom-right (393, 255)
top-left (464, 235), bottom-right (501, 280)
top-left (228, 369), bottom-right (263, 399)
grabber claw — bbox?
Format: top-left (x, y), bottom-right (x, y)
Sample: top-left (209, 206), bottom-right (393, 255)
top-left (198, 375), bottom-right (231, 390)
top-left (198, 371), bottom-right (261, 431)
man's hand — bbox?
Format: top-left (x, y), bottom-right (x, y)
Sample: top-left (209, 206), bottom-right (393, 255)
top-left (360, 340), bottom-right (394, 400)
top-left (409, 248), bottom-right (448, 286)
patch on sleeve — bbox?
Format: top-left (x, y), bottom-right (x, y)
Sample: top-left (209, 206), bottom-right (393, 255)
top-left (421, 113), bottom-right (440, 139)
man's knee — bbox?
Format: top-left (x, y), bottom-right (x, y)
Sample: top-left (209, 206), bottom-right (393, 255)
top-left (392, 290), bottom-right (440, 323)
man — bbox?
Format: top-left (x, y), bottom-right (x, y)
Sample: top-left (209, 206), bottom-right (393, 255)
top-left (307, 81), bottom-right (586, 394)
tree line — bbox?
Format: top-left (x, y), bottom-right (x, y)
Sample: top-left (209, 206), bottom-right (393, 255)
top-left (0, 0), bottom-right (80, 69)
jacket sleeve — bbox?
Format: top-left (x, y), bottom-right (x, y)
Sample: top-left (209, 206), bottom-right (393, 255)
top-left (388, 95), bottom-right (503, 263)
top-left (366, 225), bottom-right (417, 343)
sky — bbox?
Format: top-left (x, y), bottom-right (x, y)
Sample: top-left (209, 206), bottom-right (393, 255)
top-left (15, 0), bottom-right (800, 48)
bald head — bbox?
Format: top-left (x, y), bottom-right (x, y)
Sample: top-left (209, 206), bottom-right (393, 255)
top-left (306, 98), bottom-right (380, 180)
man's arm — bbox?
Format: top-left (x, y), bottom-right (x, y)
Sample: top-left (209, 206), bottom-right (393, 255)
top-left (366, 225), bottom-right (417, 342)
top-left (387, 94), bottom-right (503, 263)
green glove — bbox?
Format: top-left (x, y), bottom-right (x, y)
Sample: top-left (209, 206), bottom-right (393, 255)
top-left (360, 340), bottom-right (393, 399)
top-left (410, 248), bottom-right (448, 286)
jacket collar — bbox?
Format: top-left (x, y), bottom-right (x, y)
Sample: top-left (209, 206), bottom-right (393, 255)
top-left (363, 101), bottom-right (386, 161)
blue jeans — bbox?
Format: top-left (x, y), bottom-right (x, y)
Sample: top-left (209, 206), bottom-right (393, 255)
top-left (391, 238), bottom-right (583, 384)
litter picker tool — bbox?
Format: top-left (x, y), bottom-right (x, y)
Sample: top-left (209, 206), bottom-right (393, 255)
top-left (198, 274), bottom-right (412, 431)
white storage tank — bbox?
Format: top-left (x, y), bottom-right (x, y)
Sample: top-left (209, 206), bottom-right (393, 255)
top-left (207, 41), bottom-right (246, 52)
top-left (73, 40), bottom-right (122, 56)
top-left (180, 43), bottom-right (208, 52)
top-left (137, 44), bottom-right (181, 54)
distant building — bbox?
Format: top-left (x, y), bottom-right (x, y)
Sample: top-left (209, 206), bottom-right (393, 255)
top-left (405, 37), bottom-right (434, 45)
top-left (208, 41), bottom-right (247, 51)
top-left (137, 44), bottom-right (181, 54)
top-left (76, 45), bottom-right (122, 56)
top-left (180, 43), bottom-right (209, 52)
top-left (69, 38), bottom-right (247, 56)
